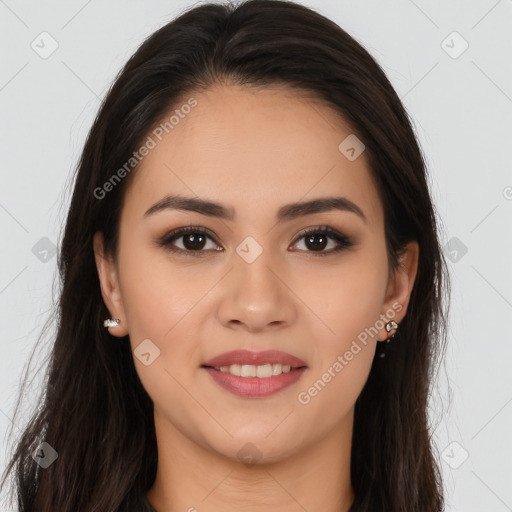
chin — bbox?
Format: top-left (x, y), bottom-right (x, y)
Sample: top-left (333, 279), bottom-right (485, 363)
top-left (210, 434), bottom-right (299, 466)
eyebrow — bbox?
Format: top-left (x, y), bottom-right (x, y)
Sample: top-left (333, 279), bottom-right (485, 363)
top-left (144, 194), bottom-right (367, 224)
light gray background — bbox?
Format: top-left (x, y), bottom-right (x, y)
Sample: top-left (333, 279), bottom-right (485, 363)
top-left (1, 1), bottom-right (511, 510)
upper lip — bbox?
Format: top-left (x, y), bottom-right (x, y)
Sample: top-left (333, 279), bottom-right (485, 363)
top-left (202, 350), bottom-right (308, 368)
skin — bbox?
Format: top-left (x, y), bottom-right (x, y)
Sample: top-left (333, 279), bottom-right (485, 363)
top-left (94, 83), bottom-right (419, 512)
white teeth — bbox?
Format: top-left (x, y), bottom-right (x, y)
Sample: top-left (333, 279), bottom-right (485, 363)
top-left (214, 363), bottom-right (293, 377)
top-left (241, 364), bottom-right (255, 377)
top-left (257, 364), bottom-right (273, 378)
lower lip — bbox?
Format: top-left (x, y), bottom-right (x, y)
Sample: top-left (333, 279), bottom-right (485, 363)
top-left (202, 367), bottom-right (308, 398)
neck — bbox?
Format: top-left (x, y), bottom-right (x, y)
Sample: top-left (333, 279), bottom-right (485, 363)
top-left (147, 408), bottom-right (355, 512)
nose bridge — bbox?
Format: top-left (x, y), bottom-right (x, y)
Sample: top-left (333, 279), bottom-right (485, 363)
top-left (234, 234), bottom-right (283, 305)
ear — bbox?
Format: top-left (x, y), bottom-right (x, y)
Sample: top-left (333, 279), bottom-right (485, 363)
top-left (93, 231), bottom-right (129, 337)
top-left (378, 240), bottom-right (419, 340)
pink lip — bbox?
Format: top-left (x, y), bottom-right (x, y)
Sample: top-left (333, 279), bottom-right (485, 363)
top-left (202, 349), bottom-right (308, 368)
top-left (202, 367), bottom-right (308, 398)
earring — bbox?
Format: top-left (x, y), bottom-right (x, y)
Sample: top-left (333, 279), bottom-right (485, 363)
top-left (103, 318), bottom-right (120, 328)
top-left (383, 320), bottom-right (399, 342)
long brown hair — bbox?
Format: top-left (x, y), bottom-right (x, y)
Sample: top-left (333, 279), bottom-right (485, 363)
top-left (1, 1), bottom-right (450, 510)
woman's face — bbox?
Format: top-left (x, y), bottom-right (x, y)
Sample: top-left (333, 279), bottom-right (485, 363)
top-left (94, 83), bottom-right (418, 464)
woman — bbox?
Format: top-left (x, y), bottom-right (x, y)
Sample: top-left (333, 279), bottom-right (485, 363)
top-left (1, 0), bottom-right (450, 510)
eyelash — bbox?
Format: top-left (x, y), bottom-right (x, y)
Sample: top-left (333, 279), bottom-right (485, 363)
top-left (157, 225), bottom-right (355, 257)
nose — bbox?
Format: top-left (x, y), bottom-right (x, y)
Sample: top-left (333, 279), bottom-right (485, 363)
top-left (215, 249), bottom-right (297, 333)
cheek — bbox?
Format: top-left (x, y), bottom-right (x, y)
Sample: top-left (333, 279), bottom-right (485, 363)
top-left (116, 246), bottom-right (208, 421)
top-left (295, 253), bottom-right (386, 411)
top-left (115, 240), bottom-right (212, 401)
top-left (298, 277), bottom-right (385, 425)
top-left (117, 235), bottom-right (203, 338)
top-left (297, 251), bottom-right (388, 344)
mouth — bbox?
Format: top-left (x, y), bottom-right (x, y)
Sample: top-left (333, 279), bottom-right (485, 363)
top-left (200, 364), bottom-right (308, 398)
top-left (200, 349), bottom-right (308, 397)
top-left (200, 363), bottom-right (307, 378)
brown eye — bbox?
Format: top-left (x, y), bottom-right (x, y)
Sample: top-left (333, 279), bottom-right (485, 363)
top-left (290, 226), bottom-right (355, 256)
top-left (303, 232), bottom-right (329, 251)
top-left (181, 232), bottom-right (207, 251)
top-left (158, 226), bottom-right (221, 255)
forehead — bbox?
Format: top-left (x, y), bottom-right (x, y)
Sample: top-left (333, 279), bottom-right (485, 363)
top-left (123, 83), bottom-right (383, 228)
